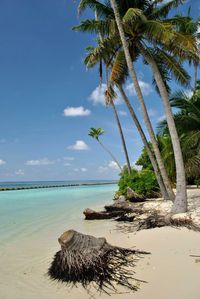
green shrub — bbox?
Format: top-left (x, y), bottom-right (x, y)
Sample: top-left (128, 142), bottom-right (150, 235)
top-left (118, 167), bottom-right (159, 198)
top-left (194, 177), bottom-right (200, 187)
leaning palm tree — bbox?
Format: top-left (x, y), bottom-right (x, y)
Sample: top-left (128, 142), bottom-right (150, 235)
top-left (84, 45), bottom-right (169, 199)
top-left (88, 127), bottom-right (122, 171)
top-left (105, 89), bottom-right (132, 174)
top-left (108, 0), bottom-right (198, 213)
top-left (75, 0), bottom-right (176, 201)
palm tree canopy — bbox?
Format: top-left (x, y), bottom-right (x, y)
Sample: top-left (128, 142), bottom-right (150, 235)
top-left (88, 127), bottom-right (105, 140)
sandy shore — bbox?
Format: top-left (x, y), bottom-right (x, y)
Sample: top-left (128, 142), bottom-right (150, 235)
top-left (1, 189), bottom-right (200, 299)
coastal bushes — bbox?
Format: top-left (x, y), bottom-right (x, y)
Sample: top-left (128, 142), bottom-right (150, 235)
top-left (118, 167), bottom-right (159, 198)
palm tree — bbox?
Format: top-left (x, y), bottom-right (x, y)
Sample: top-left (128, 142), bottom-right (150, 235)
top-left (109, 0), bottom-right (176, 203)
top-left (75, 7), bottom-right (172, 200)
top-left (76, 0), bottom-right (199, 210)
top-left (88, 127), bottom-right (122, 171)
top-left (84, 44), bottom-right (169, 199)
top-left (105, 87), bottom-right (132, 174)
top-left (158, 82), bottom-right (200, 182)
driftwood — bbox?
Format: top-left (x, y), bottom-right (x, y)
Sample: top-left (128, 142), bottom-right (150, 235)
top-left (105, 200), bottom-right (135, 213)
top-left (83, 208), bottom-right (124, 220)
top-left (48, 230), bottom-right (149, 294)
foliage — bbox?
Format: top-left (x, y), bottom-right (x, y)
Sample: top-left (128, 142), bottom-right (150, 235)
top-left (158, 80), bottom-right (200, 182)
top-left (194, 178), bottom-right (200, 187)
top-left (118, 167), bottom-right (159, 198)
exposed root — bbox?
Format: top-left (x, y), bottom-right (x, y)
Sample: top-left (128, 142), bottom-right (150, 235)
top-left (48, 230), bottom-right (149, 294)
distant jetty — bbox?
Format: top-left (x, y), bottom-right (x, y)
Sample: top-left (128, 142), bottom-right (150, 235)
top-left (0, 181), bottom-right (117, 192)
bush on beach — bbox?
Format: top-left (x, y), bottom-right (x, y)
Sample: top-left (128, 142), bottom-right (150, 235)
top-left (117, 166), bottom-right (159, 198)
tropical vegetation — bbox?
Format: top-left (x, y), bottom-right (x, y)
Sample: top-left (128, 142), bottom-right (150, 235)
top-left (74, 0), bottom-right (200, 214)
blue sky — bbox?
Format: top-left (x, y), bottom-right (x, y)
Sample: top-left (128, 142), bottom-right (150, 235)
top-left (0, 0), bottom-right (199, 181)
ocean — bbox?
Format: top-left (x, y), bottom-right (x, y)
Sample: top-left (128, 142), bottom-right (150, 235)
top-left (0, 182), bottom-right (117, 299)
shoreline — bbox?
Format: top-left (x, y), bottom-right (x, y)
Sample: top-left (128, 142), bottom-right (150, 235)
top-left (0, 181), bottom-right (118, 192)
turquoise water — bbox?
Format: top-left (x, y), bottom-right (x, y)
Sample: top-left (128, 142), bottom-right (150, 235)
top-left (0, 184), bottom-right (117, 245)
top-left (0, 184), bottom-right (118, 299)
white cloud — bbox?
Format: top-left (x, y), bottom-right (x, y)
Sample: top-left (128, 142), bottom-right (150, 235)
top-left (63, 106), bottom-right (91, 117)
top-left (148, 108), bottom-right (157, 117)
top-left (64, 162), bottom-right (71, 166)
top-left (81, 168), bottom-right (87, 172)
top-left (0, 159), bottom-right (6, 165)
top-left (118, 110), bottom-right (127, 116)
top-left (98, 166), bottom-right (108, 173)
top-left (126, 80), bottom-right (153, 97)
top-left (25, 158), bottom-right (55, 166)
top-left (157, 115), bottom-right (166, 122)
top-left (67, 140), bottom-right (89, 151)
top-left (89, 84), bottom-right (123, 106)
top-left (108, 160), bottom-right (119, 170)
top-left (63, 156), bottom-right (74, 161)
top-left (15, 169), bottom-right (24, 175)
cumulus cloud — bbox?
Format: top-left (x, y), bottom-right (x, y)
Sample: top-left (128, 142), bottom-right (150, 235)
top-left (64, 162), bottom-right (71, 166)
top-left (98, 166), bottom-right (108, 173)
top-left (108, 160), bottom-right (120, 170)
top-left (63, 106), bottom-right (91, 117)
top-left (157, 115), bottom-right (166, 122)
top-left (89, 84), bottom-right (123, 106)
top-left (25, 158), bottom-right (55, 166)
top-left (0, 159), bottom-right (6, 165)
top-left (148, 108), bottom-right (157, 117)
top-left (126, 80), bottom-right (153, 96)
top-left (67, 140), bottom-right (89, 151)
top-left (81, 168), bottom-right (87, 172)
top-left (15, 169), bottom-right (24, 175)
top-left (63, 156), bottom-right (74, 161)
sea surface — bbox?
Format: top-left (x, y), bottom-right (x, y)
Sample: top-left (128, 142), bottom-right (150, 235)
top-left (0, 182), bottom-right (117, 299)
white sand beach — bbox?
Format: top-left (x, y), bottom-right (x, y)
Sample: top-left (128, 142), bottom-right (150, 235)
top-left (0, 188), bottom-right (200, 299)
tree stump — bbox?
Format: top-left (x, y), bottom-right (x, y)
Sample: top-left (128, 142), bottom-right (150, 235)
top-left (48, 230), bottom-right (149, 294)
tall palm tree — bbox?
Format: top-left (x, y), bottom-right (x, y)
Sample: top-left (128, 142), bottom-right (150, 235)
top-left (105, 87), bottom-right (132, 174)
top-left (85, 45), bottom-right (169, 199)
top-left (75, 0), bottom-right (199, 209)
top-left (75, 7), bottom-right (172, 200)
top-left (94, 10), bottom-right (132, 174)
top-left (108, 0), bottom-right (199, 213)
top-left (88, 127), bottom-right (122, 171)
top-left (109, 0), bottom-right (176, 203)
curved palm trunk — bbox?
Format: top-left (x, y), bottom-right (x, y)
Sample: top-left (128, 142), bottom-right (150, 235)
top-left (110, 0), bottom-right (175, 202)
top-left (111, 100), bottom-right (131, 174)
top-left (97, 139), bottom-right (122, 171)
top-left (118, 85), bottom-right (169, 200)
top-left (139, 46), bottom-right (187, 214)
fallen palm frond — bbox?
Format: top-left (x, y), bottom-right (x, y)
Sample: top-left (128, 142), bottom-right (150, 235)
top-left (48, 230), bottom-right (149, 294)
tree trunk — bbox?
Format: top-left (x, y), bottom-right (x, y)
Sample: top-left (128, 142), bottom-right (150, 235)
top-left (110, 0), bottom-right (175, 202)
top-left (118, 85), bottom-right (169, 200)
top-left (139, 45), bottom-right (187, 214)
top-left (98, 139), bottom-right (122, 171)
top-left (111, 100), bottom-right (132, 174)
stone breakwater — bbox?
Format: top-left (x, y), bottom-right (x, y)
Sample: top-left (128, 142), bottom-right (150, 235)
top-left (0, 181), bottom-right (117, 192)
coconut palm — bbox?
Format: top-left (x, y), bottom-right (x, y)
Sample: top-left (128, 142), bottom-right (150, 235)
top-left (158, 81), bottom-right (200, 181)
top-left (75, 0), bottom-right (185, 202)
top-left (88, 127), bottom-right (122, 171)
top-left (76, 0), bottom-right (199, 211)
top-left (85, 45), bottom-right (169, 199)
top-left (108, 0), bottom-right (198, 213)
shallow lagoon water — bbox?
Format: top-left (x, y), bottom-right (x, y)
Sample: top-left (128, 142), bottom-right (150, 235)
top-left (0, 184), bottom-right (117, 299)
